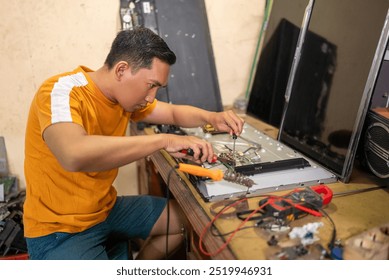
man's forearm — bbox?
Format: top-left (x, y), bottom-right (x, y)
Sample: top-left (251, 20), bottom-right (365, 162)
top-left (44, 122), bottom-right (168, 172)
top-left (142, 102), bottom-right (213, 128)
top-left (170, 105), bottom-right (213, 128)
top-left (67, 134), bottom-right (169, 172)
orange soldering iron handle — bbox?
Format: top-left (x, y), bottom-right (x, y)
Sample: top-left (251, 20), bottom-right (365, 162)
top-left (177, 163), bottom-right (224, 181)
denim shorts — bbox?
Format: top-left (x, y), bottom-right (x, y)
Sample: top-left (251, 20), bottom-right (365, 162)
top-left (25, 195), bottom-right (167, 260)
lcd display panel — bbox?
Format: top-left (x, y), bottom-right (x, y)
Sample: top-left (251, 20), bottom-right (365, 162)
top-left (279, 0), bottom-right (389, 182)
top-left (246, 0), bottom-right (310, 127)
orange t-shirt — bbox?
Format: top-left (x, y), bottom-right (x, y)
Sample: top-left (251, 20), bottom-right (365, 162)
top-left (24, 66), bottom-right (156, 238)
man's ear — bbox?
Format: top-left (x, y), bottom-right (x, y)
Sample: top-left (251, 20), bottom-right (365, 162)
top-left (115, 61), bottom-right (129, 80)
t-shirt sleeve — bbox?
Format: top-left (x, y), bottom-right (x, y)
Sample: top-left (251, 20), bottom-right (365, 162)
top-left (35, 83), bottom-right (84, 135)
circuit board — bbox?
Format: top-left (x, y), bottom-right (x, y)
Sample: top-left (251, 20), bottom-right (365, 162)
top-left (181, 123), bottom-right (337, 201)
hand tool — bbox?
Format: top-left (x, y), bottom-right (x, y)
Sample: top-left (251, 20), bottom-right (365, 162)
top-left (202, 123), bottom-right (226, 135)
top-left (232, 134), bottom-right (237, 167)
top-left (259, 185), bottom-right (332, 219)
top-left (258, 185), bottom-right (333, 218)
top-left (180, 148), bottom-right (217, 163)
top-left (176, 163), bottom-right (255, 188)
top-left (236, 185), bottom-right (333, 224)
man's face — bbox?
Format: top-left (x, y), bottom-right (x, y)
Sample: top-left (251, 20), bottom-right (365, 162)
top-left (115, 58), bottom-right (170, 112)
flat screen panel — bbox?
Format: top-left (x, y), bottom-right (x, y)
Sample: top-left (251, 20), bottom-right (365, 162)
top-left (120, 0), bottom-right (223, 112)
top-left (154, 0), bottom-right (223, 112)
top-left (246, 0), bottom-right (310, 127)
top-left (280, 0), bottom-right (389, 181)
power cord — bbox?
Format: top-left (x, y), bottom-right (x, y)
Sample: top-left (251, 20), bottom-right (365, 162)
top-left (164, 165), bottom-right (192, 260)
top-left (203, 188), bottom-right (339, 258)
top-left (199, 198), bottom-right (274, 257)
top-left (164, 166), bottom-right (176, 260)
top-left (333, 185), bottom-right (388, 198)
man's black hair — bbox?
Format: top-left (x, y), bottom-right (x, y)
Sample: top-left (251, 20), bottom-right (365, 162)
top-left (104, 27), bottom-right (176, 73)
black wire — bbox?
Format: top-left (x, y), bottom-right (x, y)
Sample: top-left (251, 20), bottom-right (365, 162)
top-left (208, 196), bottom-right (267, 237)
top-left (320, 185), bottom-right (389, 256)
top-left (333, 185), bottom-right (388, 198)
top-left (303, 200), bottom-right (337, 258)
top-left (203, 197), bottom-right (250, 242)
top-left (211, 225), bottom-right (256, 237)
top-left (319, 207), bottom-right (337, 251)
top-left (210, 191), bottom-right (337, 257)
top-left (164, 166), bottom-right (176, 260)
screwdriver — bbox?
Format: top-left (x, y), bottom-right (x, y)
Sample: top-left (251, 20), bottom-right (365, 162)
top-left (232, 133), bottom-right (237, 167)
top-left (180, 148), bottom-right (218, 163)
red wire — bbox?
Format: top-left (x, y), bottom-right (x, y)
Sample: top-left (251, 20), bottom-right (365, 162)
top-left (198, 187), bottom-right (319, 257)
top-left (199, 198), bottom-right (270, 257)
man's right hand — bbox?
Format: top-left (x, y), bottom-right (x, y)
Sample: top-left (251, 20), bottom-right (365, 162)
top-left (164, 134), bottom-right (214, 163)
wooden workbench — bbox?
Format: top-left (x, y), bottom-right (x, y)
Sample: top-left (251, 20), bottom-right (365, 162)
top-left (130, 115), bottom-right (389, 260)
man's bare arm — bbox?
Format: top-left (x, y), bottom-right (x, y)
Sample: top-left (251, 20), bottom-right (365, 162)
top-left (43, 122), bottom-right (214, 172)
top-left (143, 101), bottom-right (245, 135)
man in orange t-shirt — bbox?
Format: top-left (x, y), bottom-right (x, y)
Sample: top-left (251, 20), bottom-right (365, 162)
top-left (24, 27), bottom-right (244, 259)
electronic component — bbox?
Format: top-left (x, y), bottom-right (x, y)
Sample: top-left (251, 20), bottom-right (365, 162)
top-left (209, 127), bottom-right (311, 176)
top-left (235, 158), bottom-right (311, 176)
top-left (202, 124), bottom-right (225, 135)
top-left (181, 122), bottom-right (336, 201)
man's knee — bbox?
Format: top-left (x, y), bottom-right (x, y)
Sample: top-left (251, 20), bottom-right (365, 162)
top-left (151, 199), bottom-right (188, 236)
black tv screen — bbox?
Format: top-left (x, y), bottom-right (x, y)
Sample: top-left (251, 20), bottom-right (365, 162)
top-left (280, 0), bottom-right (389, 182)
top-left (246, 0), bottom-right (310, 127)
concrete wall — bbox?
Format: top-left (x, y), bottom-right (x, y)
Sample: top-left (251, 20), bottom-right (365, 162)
top-left (0, 0), bottom-right (264, 193)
